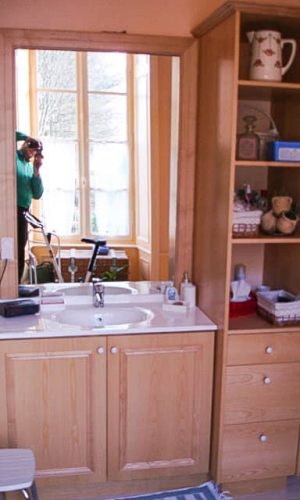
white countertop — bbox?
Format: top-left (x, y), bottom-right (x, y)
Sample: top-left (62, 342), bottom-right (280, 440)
top-left (0, 282), bottom-right (217, 340)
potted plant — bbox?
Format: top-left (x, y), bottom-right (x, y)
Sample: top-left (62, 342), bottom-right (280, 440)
top-left (100, 259), bottom-right (128, 281)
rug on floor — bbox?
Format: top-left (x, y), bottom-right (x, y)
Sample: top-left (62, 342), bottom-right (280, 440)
top-left (111, 481), bottom-right (231, 500)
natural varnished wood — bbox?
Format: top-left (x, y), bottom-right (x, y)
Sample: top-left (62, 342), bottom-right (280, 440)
top-left (222, 421), bottom-right (299, 482)
top-left (226, 476), bottom-right (290, 497)
top-left (193, 1), bottom-right (300, 492)
top-left (224, 363), bottom-right (300, 424)
top-left (107, 332), bottom-right (214, 481)
top-left (0, 28), bottom-right (196, 298)
top-left (192, 1), bottom-right (300, 38)
top-left (0, 337), bottom-right (107, 483)
top-left (0, 332), bottom-right (214, 499)
top-left (23, 473), bottom-right (209, 500)
top-left (229, 313), bottom-right (300, 333)
top-left (0, 33), bottom-right (18, 298)
top-left (174, 40), bottom-right (199, 287)
top-left (150, 55), bottom-right (172, 280)
top-left (227, 332), bottom-right (300, 364)
top-left (192, 9), bottom-right (239, 482)
top-left (1, 29), bottom-right (193, 56)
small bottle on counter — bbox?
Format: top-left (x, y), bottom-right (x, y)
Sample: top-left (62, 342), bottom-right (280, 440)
top-left (180, 272), bottom-right (196, 307)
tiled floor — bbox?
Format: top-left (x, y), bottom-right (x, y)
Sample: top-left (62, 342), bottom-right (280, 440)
top-left (231, 477), bottom-right (300, 500)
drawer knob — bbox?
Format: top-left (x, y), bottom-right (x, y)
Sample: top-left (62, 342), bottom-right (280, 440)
top-left (263, 376), bottom-right (271, 384)
top-left (265, 345), bottom-right (273, 354)
top-left (97, 346), bottom-right (105, 354)
top-left (110, 346), bottom-right (119, 354)
top-left (259, 434), bottom-right (268, 443)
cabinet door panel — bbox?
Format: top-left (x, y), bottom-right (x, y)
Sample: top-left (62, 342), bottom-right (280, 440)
top-left (108, 332), bottom-right (214, 480)
top-left (221, 420), bottom-right (299, 481)
top-left (227, 332), bottom-right (300, 365)
top-left (0, 338), bottom-right (106, 483)
top-left (224, 363), bottom-right (300, 424)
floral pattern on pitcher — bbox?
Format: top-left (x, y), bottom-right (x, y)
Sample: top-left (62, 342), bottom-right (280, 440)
top-left (247, 30), bottom-right (297, 81)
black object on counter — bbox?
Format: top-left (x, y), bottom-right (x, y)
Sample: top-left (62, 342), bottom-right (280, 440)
top-left (0, 299), bottom-right (40, 317)
top-left (18, 286), bottom-right (40, 298)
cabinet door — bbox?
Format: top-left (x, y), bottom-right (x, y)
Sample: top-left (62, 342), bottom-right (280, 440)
top-left (107, 332), bottom-right (214, 480)
top-left (0, 337), bottom-right (106, 484)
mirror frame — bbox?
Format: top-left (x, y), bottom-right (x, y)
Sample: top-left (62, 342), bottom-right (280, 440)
top-left (0, 29), bottom-right (198, 298)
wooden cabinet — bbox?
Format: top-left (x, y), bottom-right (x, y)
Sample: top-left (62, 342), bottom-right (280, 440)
top-left (107, 332), bottom-right (214, 481)
top-left (192, 1), bottom-right (300, 491)
top-left (0, 331), bottom-right (214, 492)
top-left (0, 337), bottom-right (107, 484)
top-left (223, 331), bottom-right (300, 482)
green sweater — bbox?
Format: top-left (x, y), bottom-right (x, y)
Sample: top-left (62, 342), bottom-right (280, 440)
top-left (16, 131), bottom-right (44, 208)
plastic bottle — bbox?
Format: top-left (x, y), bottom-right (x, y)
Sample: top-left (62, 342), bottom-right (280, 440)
top-left (180, 272), bottom-right (196, 307)
top-left (165, 285), bottom-right (179, 303)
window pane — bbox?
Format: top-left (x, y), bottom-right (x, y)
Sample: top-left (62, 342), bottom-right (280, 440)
top-left (89, 143), bottom-right (130, 236)
top-left (40, 140), bottom-right (80, 235)
top-left (37, 50), bottom-right (77, 90)
top-left (88, 94), bottom-right (127, 141)
top-left (37, 91), bottom-right (77, 138)
top-left (88, 52), bottom-right (127, 93)
top-left (91, 190), bottom-right (129, 236)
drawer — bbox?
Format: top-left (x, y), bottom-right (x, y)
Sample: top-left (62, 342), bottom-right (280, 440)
top-left (224, 363), bottom-right (300, 424)
top-left (221, 420), bottom-right (299, 482)
top-left (227, 332), bottom-right (300, 365)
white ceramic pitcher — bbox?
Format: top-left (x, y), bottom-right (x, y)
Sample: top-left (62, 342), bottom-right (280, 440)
top-left (247, 30), bottom-right (297, 81)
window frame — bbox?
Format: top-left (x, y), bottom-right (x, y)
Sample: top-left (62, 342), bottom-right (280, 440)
top-left (0, 28), bottom-right (198, 295)
top-left (28, 49), bottom-right (136, 244)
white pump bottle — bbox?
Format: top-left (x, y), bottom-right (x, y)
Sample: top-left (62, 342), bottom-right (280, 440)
top-left (180, 272), bottom-right (196, 307)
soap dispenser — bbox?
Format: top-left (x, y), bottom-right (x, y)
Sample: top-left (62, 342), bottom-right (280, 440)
top-left (180, 272), bottom-right (196, 307)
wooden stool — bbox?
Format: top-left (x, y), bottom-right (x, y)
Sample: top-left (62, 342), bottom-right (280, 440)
top-left (0, 449), bottom-right (38, 499)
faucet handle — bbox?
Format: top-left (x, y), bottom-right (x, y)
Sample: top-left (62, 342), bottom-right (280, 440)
top-left (92, 277), bottom-right (101, 284)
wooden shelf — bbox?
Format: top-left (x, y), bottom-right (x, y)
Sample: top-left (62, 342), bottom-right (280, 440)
top-left (229, 313), bottom-right (300, 333)
top-left (239, 80), bottom-right (300, 91)
top-left (235, 160), bottom-right (300, 168)
top-left (238, 80), bottom-right (300, 100)
top-left (232, 233), bottom-right (300, 244)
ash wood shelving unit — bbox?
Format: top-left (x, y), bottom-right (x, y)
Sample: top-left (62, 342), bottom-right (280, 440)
top-left (192, 1), bottom-right (300, 494)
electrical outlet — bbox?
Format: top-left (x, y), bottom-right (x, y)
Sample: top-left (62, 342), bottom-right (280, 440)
top-left (1, 237), bottom-right (14, 260)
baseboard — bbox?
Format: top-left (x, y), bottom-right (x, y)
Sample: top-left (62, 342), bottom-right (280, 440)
top-left (221, 476), bottom-right (287, 495)
top-left (23, 473), bottom-right (209, 500)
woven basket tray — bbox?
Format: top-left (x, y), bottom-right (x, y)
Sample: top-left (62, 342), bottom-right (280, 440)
top-left (232, 210), bottom-right (262, 238)
top-left (257, 289), bottom-right (300, 326)
top-left (232, 222), bottom-right (259, 238)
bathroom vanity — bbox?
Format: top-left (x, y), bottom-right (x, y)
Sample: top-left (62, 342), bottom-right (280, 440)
top-left (0, 283), bottom-right (216, 500)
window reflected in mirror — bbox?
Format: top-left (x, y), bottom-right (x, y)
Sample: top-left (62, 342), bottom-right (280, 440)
top-left (15, 49), bottom-right (179, 283)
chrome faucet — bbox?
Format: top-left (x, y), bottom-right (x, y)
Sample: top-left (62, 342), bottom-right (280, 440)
top-left (92, 278), bottom-right (105, 307)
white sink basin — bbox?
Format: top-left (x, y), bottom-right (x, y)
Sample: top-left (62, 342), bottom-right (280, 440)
top-left (51, 305), bottom-right (153, 328)
top-left (60, 283), bottom-right (137, 296)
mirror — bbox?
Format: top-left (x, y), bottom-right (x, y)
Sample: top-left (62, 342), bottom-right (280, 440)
top-left (15, 48), bottom-right (179, 285)
top-left (0, 29), bottom-right (197, 297)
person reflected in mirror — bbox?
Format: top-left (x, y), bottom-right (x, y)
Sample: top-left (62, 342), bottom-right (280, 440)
top-left (16, 131), bottom-right (44, 281)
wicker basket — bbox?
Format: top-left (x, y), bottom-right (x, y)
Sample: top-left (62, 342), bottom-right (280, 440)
top-left (232, 210), bottom-right (262, 238)
top-left (257, 289), bottom-right (300, 326)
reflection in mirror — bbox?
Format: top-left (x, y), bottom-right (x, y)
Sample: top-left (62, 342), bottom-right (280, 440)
top-left (15, 49), bottom-right (179, 285)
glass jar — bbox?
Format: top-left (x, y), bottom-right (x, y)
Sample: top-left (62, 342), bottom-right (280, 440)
top-left (236, 115), bottom-right (259, 160)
